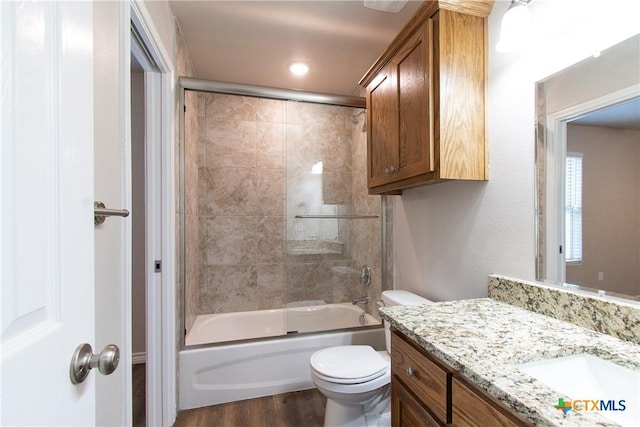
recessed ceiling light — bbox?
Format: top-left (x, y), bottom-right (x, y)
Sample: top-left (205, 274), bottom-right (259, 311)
top-left (288, 61), bottom-right (309, 76)
top-left (363, 0), bottom-right (408, 13)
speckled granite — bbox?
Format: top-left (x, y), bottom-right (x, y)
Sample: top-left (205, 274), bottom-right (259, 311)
top-left (380, 299), bottom-right (640, 427)
top-left (488, 275), bottom-right (640, 345)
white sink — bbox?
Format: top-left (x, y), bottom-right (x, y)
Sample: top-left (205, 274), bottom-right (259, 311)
top-left (518, 354), bottom-right (640, 426)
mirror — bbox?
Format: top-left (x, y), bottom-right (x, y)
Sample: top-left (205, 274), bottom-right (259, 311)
top-left (536, 33), bottom-right (640, 301)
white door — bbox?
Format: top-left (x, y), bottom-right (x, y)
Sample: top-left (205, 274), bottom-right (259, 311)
top-left (1, 2), bottom-right (123, 425)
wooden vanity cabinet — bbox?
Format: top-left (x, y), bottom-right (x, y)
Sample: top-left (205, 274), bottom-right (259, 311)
top-left (391, 330), bottom-right (452, 426)
top-left (451, 377), bottom-right (532, 427)
top-left (360, 1), bottom-right (493, 194)
top-left (390, 329), bottom-right (533, 427)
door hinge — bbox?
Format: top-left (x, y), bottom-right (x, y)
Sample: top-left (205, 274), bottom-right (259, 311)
top-left (559, 245), bottom-right (563, 254)
top-left (184, 328), bottom-right (187, 337)
top-left (154, 260), bottom-right (162, 273)
top-left (183, 105), bottom-right (186, 112)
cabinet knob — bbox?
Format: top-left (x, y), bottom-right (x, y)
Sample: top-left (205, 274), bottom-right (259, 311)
top-left (406, 367), bottom-right (414, 377)
top-left (388, 165), bottom-right (397, 174)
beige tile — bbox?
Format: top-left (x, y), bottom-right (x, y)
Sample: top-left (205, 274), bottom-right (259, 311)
top-left (205, 93), bottom-right (256, 122)
top-left (322, 171), bottom-right (350, 205)
top-left (256, 216), bottom-right (284, 262)
top-left (197, 166), bottom-right (207, 216)
top-left (205, 120), bottom-right (257, 168)
top-left (256, 170), bottom-right (284, 216)
top-left (257, 122), bottom-right (284, 169)
top-left (201, 167), bottom-right (257, 216)
top-left (257, 263), bottom-right (286, 309)
top-left (200, 265), bottom-right (258, 314)
top-left (202, 216), bottom-right (258, 265)
top-left (256, 98), bottom-right (284, 123)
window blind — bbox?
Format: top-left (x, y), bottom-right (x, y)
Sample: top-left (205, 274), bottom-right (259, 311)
top-left (565, 153), bottom-right (583, 263)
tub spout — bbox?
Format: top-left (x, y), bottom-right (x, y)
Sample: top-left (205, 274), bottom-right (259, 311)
top-left (352, 296), bottom-right (369, 305)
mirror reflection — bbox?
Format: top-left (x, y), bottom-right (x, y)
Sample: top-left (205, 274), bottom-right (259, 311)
top-left (536, 34), bottom-right (640, 300)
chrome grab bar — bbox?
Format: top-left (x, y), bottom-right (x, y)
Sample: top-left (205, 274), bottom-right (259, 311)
top-left (94, 201), bottom-right (129, 225)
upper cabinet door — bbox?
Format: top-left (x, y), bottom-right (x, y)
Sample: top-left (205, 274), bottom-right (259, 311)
top-left (367, 62), bottom-right (399, 188)
top-left (366, 21), bottom-right (434, 191)
top-left (361, 1), bottom-right (493, 195)
top-left (395, 20), bottom-right (434, 181)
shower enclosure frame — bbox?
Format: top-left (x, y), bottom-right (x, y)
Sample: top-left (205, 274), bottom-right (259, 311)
top-left (177, 77), bottom-right (389, 349)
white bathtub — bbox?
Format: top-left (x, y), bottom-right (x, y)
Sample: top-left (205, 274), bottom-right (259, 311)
top-left (179, 303), bottom-right (384, 409)
top-left (185, 302), bottom-right (379, 346)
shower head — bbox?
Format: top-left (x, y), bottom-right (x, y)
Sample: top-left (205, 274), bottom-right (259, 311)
top-left (350, 110), bottom-right (366, 124)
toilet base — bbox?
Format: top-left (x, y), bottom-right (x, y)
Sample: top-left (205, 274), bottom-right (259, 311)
top-left (324, 399), bottom-right (366, 427)
top-left (322, 388), bottom-right (390, 427)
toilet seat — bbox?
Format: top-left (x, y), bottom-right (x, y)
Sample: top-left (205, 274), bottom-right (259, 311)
top-left (310, 346), bottom-right (388, 384)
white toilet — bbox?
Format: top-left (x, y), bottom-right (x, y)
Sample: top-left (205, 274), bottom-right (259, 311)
top-left (310, 290), bottom-right (432, 427)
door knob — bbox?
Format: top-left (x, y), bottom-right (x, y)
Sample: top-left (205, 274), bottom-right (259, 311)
top-left (69, 343), bottom-right (120, 384)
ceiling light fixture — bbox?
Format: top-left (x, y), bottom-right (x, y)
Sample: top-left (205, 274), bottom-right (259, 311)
top-left (496, 0), bottom-right (533, 53)
top-left (363, 0), bottom-right (408, 13)
top-left (288, 61), bottom-right (309, 76)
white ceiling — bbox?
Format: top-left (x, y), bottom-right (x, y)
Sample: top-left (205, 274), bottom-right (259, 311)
top-left (571, 97), bottom-right (640, 131)
top-left (168, 0), bottom-right (424, 96)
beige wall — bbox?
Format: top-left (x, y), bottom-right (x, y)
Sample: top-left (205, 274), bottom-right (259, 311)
top-left (566, 125), bottom-right (640, 296)
top-left (143, 0), bottom-right (175, 63)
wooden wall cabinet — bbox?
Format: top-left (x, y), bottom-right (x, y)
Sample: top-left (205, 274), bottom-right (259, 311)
top-left (390, 330), bottom-right (533, 427)
top-left (359, 1), bottom-right (493, 194)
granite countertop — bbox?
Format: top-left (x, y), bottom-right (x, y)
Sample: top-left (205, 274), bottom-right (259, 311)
top-left (380, 298), bottom-right (640, 426)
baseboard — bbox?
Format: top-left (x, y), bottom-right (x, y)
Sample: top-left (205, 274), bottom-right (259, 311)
top-left (132, 352), bottom-right (146, 365)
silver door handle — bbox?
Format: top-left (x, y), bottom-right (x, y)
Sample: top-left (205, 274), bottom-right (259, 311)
top-left (69, 343), bottom-right (120, 384)
top-left (94, 201), bottom-right (129, 225)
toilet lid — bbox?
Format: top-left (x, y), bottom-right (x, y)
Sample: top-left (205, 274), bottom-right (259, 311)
top-left (310, 346), bottom-right (387, 383)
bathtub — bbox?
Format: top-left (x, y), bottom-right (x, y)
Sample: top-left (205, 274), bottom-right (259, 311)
top-left (179, 303), bottom-right (384, 409)
top-left (185, 302), bottom-right (379, 346)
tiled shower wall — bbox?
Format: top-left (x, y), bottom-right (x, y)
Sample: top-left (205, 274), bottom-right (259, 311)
top-left (176, 27), bottom-right (200, 336)
top-left (183, 93), bottom-right (388, 322)
top-left (183, 90), bottom-right (200, 334)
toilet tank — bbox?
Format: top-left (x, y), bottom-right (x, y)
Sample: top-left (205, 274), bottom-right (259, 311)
top-left (381, 290), bottom-right (433, 352)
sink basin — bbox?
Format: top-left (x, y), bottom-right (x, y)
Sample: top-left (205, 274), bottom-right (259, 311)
top-left (518, 354), bottom-right (640, 426)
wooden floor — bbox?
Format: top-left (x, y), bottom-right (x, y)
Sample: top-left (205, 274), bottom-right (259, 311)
top-left (133, 364), bottom-right (146, 427)
top-left (173, 389), bottom-right (326, 427)
top-left (132, 363), bottom-right (326, 427)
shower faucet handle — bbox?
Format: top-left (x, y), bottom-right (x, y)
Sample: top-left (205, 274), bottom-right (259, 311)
top-left (359, 265), bottom-right (372, 287)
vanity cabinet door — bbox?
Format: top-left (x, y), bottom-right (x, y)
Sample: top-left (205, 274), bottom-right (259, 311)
top-left (392, 378), bottom-right (443, 427)
top-left (452, 377), bottom-right (533, 427)
top-left (391, 331), bottom-right (451, 424)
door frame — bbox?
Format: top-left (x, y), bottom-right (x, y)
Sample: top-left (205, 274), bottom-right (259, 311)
top-left (129, 2), bottom-right (176, 425)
